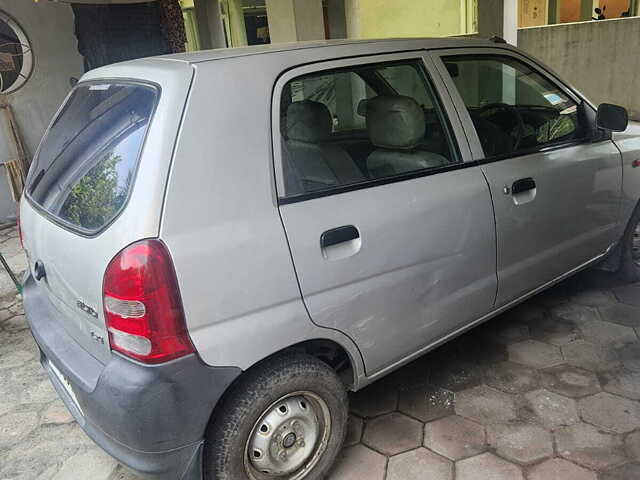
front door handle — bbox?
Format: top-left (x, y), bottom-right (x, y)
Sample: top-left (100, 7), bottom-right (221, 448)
top-left (511, 177), bottom-right (536, 195)
top-left (321, 225), bottom-right (360, 248)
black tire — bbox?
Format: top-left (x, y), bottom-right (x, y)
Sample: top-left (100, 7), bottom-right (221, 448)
top-left (204, 353), bottom-right (348, 480)
top-left (617, 204), bottom-right (640, 283)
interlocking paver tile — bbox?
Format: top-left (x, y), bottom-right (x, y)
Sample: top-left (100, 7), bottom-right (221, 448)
top-left (344, 415), bottom-right (363, 447)
top-left (484, 362), bottom-right (540, 394)
top-left (454, 335), bottom-right (509, 365)
top-left (362, 412), bottom-right (422, 456)
top-left (487, 423), bottom-right (553, 464)
top-left (555, 422), bottom-right (625, 470)
top-left (571, 289), bottom-right (617, 307)
top-left (502, 302), bottom-right (547, 324)
top-left (398, 383), bottom-right (454, 422)
top-left (601, 369), bottom-right (640, 400)
top-left (455, 385), bottom-right (517, 424)
top-left (51, 449), bottom-right (116, 480)
top-left (579, 320), bottom-right (637, 347)
top-left (617, 342), bottom-right (640, 372)
top-left (524, 389), bottom-right (579, 427)
top-left (456, 452), bottom-right (523, 480)
top-left (561, 340), bottom-right (620, 372)
top-left (429, 360), bottom-right (483, 392)
top-left (599, 303), bottom-right (640, 327)
top-left (508, 340), bottom-right (564, 369)
top-left (625, 430), bottom-right (640, 461)
top-left (579, 392), bottom-right (640, 433)
top-left (527, 457), bottom-right (597, 480)
top-left (386, 448), bottom-right (452, 480)
top-left (601, 463), bottom-right (640, 480)
top-left (540, 365), bottom-right (601, 398)
top-left (530, 317), bottom-right (582, 346)
top-left (423, 415), bottom-right (485, 460)
top-left (327, 444), bottom-right (386, 480)
top-left (0, 411), bottom-right (38, 449)
top-left (612, 283), bottom-right (640, 307)
top-left (350, 381), bottom-right (398, 418)
top-left (550, 303), bottom-right (600, 324)
top-left (491, 319), bottom-right (531, 344)
top-left (536, 288), bottom-right (571, 307)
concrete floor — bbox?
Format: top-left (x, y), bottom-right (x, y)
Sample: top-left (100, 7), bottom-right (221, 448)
top-left (2, 226), bottom-right (640, 479)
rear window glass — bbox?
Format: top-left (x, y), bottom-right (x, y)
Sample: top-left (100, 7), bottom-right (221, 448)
top-left (26, 82), bottom-right (157, 233)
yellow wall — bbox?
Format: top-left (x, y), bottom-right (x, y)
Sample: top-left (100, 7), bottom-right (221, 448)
top-left (347, 0), bottom-right (466, 39)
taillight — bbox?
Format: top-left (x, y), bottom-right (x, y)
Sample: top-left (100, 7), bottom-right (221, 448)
top-left (103, 239), bottom-right (194, 364)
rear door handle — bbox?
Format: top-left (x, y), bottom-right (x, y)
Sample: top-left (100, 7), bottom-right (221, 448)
top-left (320, 225), bottom-right (360, 248)
top-left (511, 177), bottom-right (536, 195)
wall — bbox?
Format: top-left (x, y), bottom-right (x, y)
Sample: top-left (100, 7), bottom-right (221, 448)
top-left (346, 0), bottom-right (464, 38)
top-left (518, 16), bottom-right (640, 119)
top-left (0, 1), bottom-right (83, 221)
top-left (266, 0), bottom-right (324, 43)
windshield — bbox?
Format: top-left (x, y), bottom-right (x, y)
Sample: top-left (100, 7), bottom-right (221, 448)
top-left (26, 82), bottom-right (158, 233)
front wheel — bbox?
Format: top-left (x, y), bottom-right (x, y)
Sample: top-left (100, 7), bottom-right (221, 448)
top-left (204, 353), bottom-right (348, 480)
top-left (617, 205), bottom-right (640, 282)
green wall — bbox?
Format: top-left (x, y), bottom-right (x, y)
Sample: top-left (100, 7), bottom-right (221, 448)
top-left (348, 0), bottom-right (467, 38)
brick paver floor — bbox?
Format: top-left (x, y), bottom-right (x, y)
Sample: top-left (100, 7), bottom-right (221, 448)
top-left (2, 225), bottom-right (640, 479)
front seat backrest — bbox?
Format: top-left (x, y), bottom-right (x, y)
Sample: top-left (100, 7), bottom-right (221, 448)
top-left (284, 100), bottom-right (364, 193)
top-left (366, 95), bottom-right (448, 179)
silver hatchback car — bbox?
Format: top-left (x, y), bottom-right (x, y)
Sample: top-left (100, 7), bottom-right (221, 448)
top-left (20, 37), bottom-right (640, 480)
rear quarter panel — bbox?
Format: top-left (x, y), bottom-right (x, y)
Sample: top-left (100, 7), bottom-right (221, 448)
top-left (160, 55), bottom-right (364, 379)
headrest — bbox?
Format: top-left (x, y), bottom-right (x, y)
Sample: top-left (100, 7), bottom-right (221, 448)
top-left (286, 100), bottom-right (332, 143)
top-left (367, 96), bottom-right (425, 150)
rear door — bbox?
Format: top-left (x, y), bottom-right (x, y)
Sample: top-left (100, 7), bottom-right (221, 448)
top-left (275, 53), bottom-right (497, 375)
top-left (21, 81), bottom-right (159, 363)
top-left (432, 49), bottom-right (623, 305)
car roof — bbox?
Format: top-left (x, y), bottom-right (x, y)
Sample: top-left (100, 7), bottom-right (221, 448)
top-left (156, 37), bottom-right (500, 65)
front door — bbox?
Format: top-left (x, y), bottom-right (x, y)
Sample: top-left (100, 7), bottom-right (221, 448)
top-left (434, 50), bottom-right (623, 305)
top-left (275, 54), bottom-right (497, 375)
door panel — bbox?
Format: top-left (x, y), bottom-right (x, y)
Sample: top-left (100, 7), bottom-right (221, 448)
top-left (481, 143), bottom-right (622, 304)
top-left (280, 169), bottom-right (497, 373)
top-left (432, 49), bottom-right (624, 305)
top-left (275, 54), bottom-right (497, 375)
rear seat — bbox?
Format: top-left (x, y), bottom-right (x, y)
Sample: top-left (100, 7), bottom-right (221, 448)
top-left (283, 100), bottom-right (365, 194)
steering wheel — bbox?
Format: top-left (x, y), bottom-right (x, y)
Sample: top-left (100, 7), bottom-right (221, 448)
top-left (476, 102), bottom-right (526, 152)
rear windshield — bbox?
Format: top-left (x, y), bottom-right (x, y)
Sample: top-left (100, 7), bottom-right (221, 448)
top-left (26, 82), bottom-right (158, 233)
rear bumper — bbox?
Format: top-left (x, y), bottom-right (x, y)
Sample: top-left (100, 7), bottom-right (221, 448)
top-left (23, 275), bottom-right (242, 480)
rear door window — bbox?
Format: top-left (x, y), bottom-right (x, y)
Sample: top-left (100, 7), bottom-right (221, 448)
top-left (26, 82), bottom-right (158, 233)
top-left (279, 60), bottom-right (459, 198)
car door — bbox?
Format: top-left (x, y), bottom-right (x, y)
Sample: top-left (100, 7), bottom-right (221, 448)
top-left (431, 48), bottom-right (623, 306)
top-left (274, 53), bottom-right (497, 375)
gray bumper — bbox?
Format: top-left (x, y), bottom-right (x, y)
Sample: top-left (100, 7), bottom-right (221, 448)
top-left (23, 275), bottom-right (242, 480)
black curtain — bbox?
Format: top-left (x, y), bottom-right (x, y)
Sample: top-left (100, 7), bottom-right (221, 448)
top-left (72, 2), bottom-right (171, 72)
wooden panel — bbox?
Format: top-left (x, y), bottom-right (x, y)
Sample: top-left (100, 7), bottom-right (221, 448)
top-left (520, 0), bottom-right (549, 27)
top-left (560, 0), bottom-right (582, 22)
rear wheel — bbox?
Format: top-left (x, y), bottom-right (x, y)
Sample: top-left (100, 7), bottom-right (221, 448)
top-left (617, 205), bottom-right (640, 282)
top-left (204, 353), bottom-right (348, 480)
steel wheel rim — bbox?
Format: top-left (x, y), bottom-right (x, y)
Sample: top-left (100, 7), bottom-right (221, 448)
top-left (633, 219), bottom-right (640, 266)
top-left (244, 391), bottom-right (331, 480)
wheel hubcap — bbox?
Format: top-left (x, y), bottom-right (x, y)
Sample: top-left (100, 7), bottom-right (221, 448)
top-left (245, 392), bottom-right (331, 479)
top-left (633, 220), bottom-right (640, 266)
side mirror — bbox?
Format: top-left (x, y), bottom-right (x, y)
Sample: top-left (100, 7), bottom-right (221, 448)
top-left (597, 103), bottom-right (628, 132)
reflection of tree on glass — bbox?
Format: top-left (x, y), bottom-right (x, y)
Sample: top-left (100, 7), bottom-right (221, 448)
top-left (26, 83), bottom-right (156, 233)
top-left (60, 152), bottom-right (131, 231)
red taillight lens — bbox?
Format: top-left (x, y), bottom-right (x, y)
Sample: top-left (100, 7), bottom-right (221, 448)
top-left (103, 239), bottom-right (194, 364)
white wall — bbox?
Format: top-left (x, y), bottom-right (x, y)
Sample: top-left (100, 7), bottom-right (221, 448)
top-left (0, 1), bottom-right (83, 222)
top-left (519, 16), bottom-right (640, 120)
